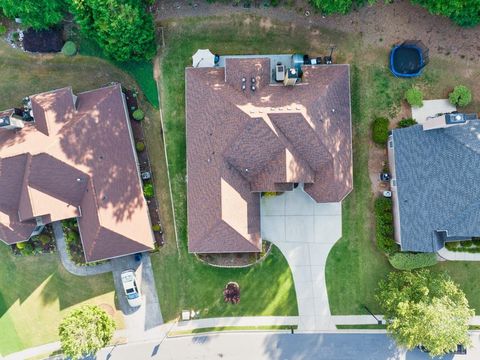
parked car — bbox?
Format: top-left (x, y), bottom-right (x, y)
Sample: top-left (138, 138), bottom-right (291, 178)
top-left (121, 270), bottom-right (142, 307)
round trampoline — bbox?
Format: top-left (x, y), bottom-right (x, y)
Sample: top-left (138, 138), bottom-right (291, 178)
top-left (390, 40), bottom-right (429, 78)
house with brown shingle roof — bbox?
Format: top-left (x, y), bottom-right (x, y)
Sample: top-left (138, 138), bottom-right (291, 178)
top-left (0, 83), bottom-right (155, 262)
top-left (186, 55), bottom-right (352, 253)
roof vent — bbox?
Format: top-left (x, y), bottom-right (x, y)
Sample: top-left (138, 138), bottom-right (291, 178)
top-left (251, 84), bottom-right (256, 92)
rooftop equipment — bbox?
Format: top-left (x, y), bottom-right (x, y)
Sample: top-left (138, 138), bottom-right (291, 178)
top-left (283, 68), bottom-right (299, 86)
top-left (324, 46), bottom-right (335, 64)
top-left (275, 64), bottom-right (285, 82)
top-left (423, 112), bottom-right (477, 131)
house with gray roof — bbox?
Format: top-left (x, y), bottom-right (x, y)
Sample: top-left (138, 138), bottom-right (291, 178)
top-left (388, 113), bottom-right (480, 253)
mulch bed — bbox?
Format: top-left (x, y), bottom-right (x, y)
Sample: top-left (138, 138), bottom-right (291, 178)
top-left (124, 89), bottom-right (164, 247)
top-left (23, 27), bottom-right (64, 53)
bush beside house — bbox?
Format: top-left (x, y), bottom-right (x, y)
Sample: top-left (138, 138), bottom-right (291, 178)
top-left (449, 85), bottom-right (472, 107)
top-left (372, 117), bottom-right (390, 145)
top-left (375, 197), bottom-right (398, 255)
top-left (405, 87), bottom-right (423, 107)
top-left (388, 252), bottom-right (438, 270)
top-left (397, 118), bottom-right (417, 128)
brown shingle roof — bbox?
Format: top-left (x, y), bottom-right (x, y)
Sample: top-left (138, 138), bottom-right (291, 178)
top-left (0, 84), bottom-right (154, 261)
top-left (186, 58), bottom-right (352, 253)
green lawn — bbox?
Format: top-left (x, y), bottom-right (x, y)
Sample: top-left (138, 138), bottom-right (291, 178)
top-left (148, 16), bottom-right (351, 321)
top-left (325, 48), bottom-right (480, 314)
top-left (0, 244), bottom-right (121, 355)
top-left (0, 42), bottom-right (153, 355)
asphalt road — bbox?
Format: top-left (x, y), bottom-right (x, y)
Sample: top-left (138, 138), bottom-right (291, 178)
top-left (94, 332), bottom-right (480, 360)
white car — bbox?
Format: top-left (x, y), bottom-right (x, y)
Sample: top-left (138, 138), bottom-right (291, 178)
top-left (121, 270), bottom-right (142, 307)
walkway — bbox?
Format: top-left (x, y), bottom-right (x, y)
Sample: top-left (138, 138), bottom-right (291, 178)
top-left (438, 247), bottom-right (480, 261)
top-left (52, 221), bottom-right (113, 276)
top-left (261, 186), bottom-right (342, 331)
top-left (111, 254), bottom-right (164, 342)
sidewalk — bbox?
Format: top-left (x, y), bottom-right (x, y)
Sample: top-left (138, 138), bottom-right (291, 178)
top-left (52, 222), bottom-right (113, 276)
top-left (438, 247), bottom-right (480, 261)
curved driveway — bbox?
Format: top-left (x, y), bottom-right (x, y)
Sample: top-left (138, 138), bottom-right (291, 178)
top-left (261, 186), bottom-right (342, 331)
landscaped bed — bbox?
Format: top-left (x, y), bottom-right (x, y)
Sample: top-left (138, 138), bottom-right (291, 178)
top-left (10, 226), bottom-right (56, 256)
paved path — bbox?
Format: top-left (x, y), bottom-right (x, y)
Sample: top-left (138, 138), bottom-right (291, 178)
top-left (52, 221), bottom-right (113, 276)
top-left (261, 186), bottom-right (342, 331)
top-left (111, 254), bottom-right (164, 342)
top-left (173, 316), bottom-right (299, 331)
top-left (438, 247), bottom-right (480, 261)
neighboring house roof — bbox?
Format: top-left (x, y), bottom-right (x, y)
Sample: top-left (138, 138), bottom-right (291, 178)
top-left (391, 120), bottom-right (480, 252)
top-left (186, 57), bottom-right (352, 253)
top-left (0, 84), bottom-right (155, 262)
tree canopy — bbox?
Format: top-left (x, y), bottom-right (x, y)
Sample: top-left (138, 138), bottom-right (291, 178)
top-left (411, 0), bottom-right (480, 27)
top-left (0, 0), bottom-right (66, 30)
top-left (58, 305), bottom-right (116, 360)
top-left (377, 270), bottom-right (473, 357)
top-left (69, 0), bottom-right (156, 61)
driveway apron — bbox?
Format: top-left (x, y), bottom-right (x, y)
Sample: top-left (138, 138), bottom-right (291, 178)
top-left (261, 186), bottom-right (342, 331)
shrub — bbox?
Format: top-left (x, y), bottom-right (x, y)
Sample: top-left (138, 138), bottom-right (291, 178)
top-left (66, 231), bottom-right (80, 245)
top-left (61, 41), bottom-right (77, 56)
top-left (372, 117), bottom-right (390, 145)
top-left (445, 242), bottom-right (458, 251)
top-left (223, 282), bottom-right (240, 304)
top-left (16, 242), bottom-right (26, 250)
top-left (449, 85), bottom-right (472, 107)
top-left (262, 192), bottom-right (278, 198)
top-left (152, 224), bottom-right (161, 232)
top-left (405, 87), bottom-right (423, 107)
top-left (397, 118), bottom-right (417, 128)
top-left (38, 234), bottom-right (51, 245)
top-left (20, 242), bottom-right (34, 256)
top-left (0, 25), bottom-right (7, 35)
top-left (375, 197), bottom-right (398, 255)
top-left (388, 252), bottom-right (438, 270)
top-left (143, 183), bottom-right (154, 198)
top-left (460, 240), bottom-right (473, 247)
top-left (133, 109), bottom-right (145, 121)
top-left (136, 141), bottom-right (145, 152)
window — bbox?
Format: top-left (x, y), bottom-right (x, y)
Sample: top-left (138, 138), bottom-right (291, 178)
top-left (388, 140), bottom-right (393, 148)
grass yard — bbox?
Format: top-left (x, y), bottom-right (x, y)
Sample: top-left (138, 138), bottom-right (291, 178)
top-left (0, 42), bottom-right (157, 355)
top-left (148, 15), bottom-right (352, 321)
top-left (325, 48), bottom-right (480, 314)
top-left (0, 244), bottom-right (121, 355)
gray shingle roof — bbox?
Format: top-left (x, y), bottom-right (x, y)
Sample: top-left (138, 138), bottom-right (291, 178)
top-left (392, 120), bottom-right (480, 252)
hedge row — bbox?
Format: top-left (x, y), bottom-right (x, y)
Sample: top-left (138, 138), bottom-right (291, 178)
top-left (388, 252), bottom-right (437, 270)
top-left (374, 197), bottom-right (398, 255)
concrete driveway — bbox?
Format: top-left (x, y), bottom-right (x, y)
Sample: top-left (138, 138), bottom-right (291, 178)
top-left (112, 254), bottom-right (163, 342)
top-left (261, 186), bottom-right (342, 331)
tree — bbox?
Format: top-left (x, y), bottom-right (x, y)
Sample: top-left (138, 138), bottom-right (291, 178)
top-left (69, 0), bottom-right (156, 61)
top-left (411, 0), bottom-right (480, 27)
top-left (377, 270), bottom-right (473, 357)
top-left (0, 0), bottom-right (66, 30)
top-left (405, 87), bottom-right (423, 107)
top-left (449, 85), bottom-right (472, 107)
top-left (309, 0), bottom-right (375, 15)
top-left (58, 305), bottom-right (116, 360)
